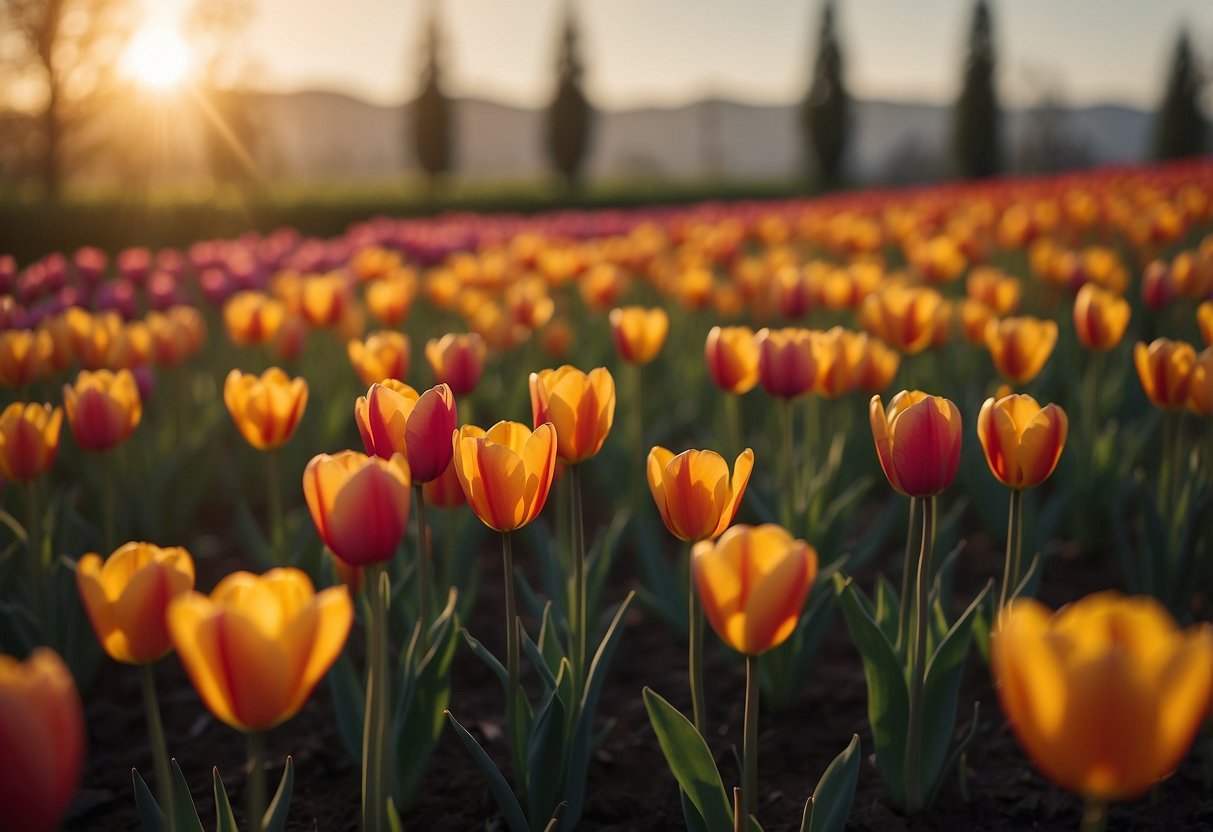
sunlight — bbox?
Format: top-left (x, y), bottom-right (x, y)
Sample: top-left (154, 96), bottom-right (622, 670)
top-left (122, 22), bottom-right (192, 91)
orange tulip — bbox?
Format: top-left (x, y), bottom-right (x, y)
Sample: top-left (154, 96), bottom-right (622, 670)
top-left (705, 325), bottom-right (760, 394)
top-left (992, 593), bottom-right (1213, 802)
top-left (1189, 347), bottom-right (1213, 416)
top-left (63, 368), bottom-right (142, 451)
top-left (223, 367), bottom-right (308, 451)
top-left (529, 365), bottom-right (615, 464)
top-left (348, 330), bottom-right (411, 386)
top-left (301, 273), bottom-right (349, 327)
top-left (76, 542), bottom-right (196, 664)
top-left (813, 327), bottom-right (867, 398)
top-left (966, 267), bottom-right (1021, 315)
top-left (365, 272), bottom-right (415, 326)
top-left (0, 647), bottom-right (85, 832)
top-left (37, 313), bottom-right (74, 372)
top-left (692, 524), bottom-right (818, 656)
top-left (145, 310), bottom-right (194, 368)
top-left (859, 285), bottom-right (944, 355)
top-left (452, 422), bottom-right (557, 532)
top-left (855, 337), bottom-right (901, 393)
top-left (984, 316), bottom-right (1059, 384)
top-left (0, 329), bottom-right (51, 389)
top-left (355, 381), bottom-right (457, 482)
top-left (541, 318), bottom-right (573, 359)
top-left (647, 446), bottom-right (754, 542)
top-left (168, 568), bottom-right (353, 732)
top-left (958, 300), bottom-right (996, 345)
top-left (223, 291), bottom-right (285, 346)
top-left (425, 333), bottom-right (486, 396)
top-left (64, 308), bottom-right (125, 370)
top-left (1073, 284), bottom-right (1131, 353)
top-left (977, 394), bottom-right (1068, 490)
top-left (1134, 338), bottom-right (1197, 410)
top-left (755, 327), bottom-right (820, 398)
top-left (870, 391), bottom-right (962, 497)
top-left (0, 402), bottom-right (62, 483)
top-left (303, 451), bottom-right (411, 566)
top-left (1197, 300), bottom-right (1213, 348)
top-left (609, 306), bottom-right (670, 364)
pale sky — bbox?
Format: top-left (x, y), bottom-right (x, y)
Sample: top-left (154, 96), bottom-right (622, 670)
top-left (160, 0), bottom-right (1213, 110)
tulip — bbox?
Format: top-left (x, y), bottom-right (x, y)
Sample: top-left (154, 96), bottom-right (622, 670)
top-left (859, 285), bottom-right (943, 355)
top-left (303, 450), bottom-right (411, 566)
top-left (452, 421), bottom-right (557, 533)
top-left (609, 306), bottom-right (670, 364)
top-left (984, 316), bottom-right (1058, 384)
top-left (0, 402), bottom-right (62, 483)
top-left (355, 381), bottom-right (457, 482)
top-left (76, 542), bottom-right (196, 664)
top-left (348, 330), bottom-right (411, 386)
top-left (755, 327), bottom-right (820, 398)
top-left (365, 273), bottom-right (414, 326)
top-left (0, 329), bottom-right (51, 389)
top-left (301, 273), bottom-right (349, 327)
top-left (1073, 284), bottom-right (1131, 352)
top-left (168, 568), bottom-right (353, 732)
top-left (0, 648), bottom-right (85, 832)
top-left (223, 367), bottom-right (308, 451)
top-left (1189, 347), bottom-right (1213, 417)
top-left (425, 333), bottom-right (486, 396)
top-left (63, 368), bottom-right (142, 451)
top-left (64, 307), bottom-right (125, 370)
top-left (1198, 300), bottom-right (1213, 348)
top-left (541, 318), bottom-right (573, 359)
top-left (870, 391), bottom-right (962, 498)
top-left (992, 593), bottom-right (1213, 807)
top-left (977, 394), bottom-right (1068, 491)
top-left (705, 325), bottom-right (760, 394)
top-left (223, 291), bottom-right (286, 346)
top-left (529, 365), bottom-right (615, 464)
top-left (647, 447), bottom-right (754, 543)
top-left (1134, 338), bottom-right (1196, 410)
top-left (855, 337), bottom-right (900, 393)
top-left (966, 267), bottom-right (1021, 315)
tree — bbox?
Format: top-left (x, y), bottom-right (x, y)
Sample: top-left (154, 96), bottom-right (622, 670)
top-left (546, 1), bottom-right (593, 187)
top-left (410, 1), bottom-right (452, 185)
top-left (801, 0), bottom-right (849, 189)
top-left (952, 0), bottom-right (1001, 179)
top-left (1153, 30), bottom-right (1207, 160)
top-left (2, 0), bottom-right (138, 198)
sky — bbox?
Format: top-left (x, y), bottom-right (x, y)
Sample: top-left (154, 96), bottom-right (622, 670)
top-left (161, 0), bottom-right (1213, 111)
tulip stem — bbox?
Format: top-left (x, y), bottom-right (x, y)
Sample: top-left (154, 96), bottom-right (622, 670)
top-left (101, 447), bottom-right (117, 553)
top-left (740, 654), bottom-right (760, 830)
top-left (247, 731), bottom-right (266, 832)
top-left (267, 450), bottom-right (285, 565)
top-left (139, 663), bottom-right (173, 821)
top-left (998, 489), bottom-right (1023, 610)
top-left (904, 494), bottom-right (936, 814)
top-left (896, 496), bottom-right (919, 652)
top-left (1080, 798), bottom-right (1108, 832)
top-left (24, 480), bottom-right (45, 623)
top-left (362, 563), bottom-right (390, 832)
top-left (778, 398), bottom-right (796, 530)
top-left (570, 464), bottom-right (587, 698)
top-left (688, 547), bottom-right (707, 734)
top-left (724, 394), bottom-right (742, 460)
top-left (502, 531), bottom-right (526, 787)
top-left (414, 484), bottom-right (431, 652)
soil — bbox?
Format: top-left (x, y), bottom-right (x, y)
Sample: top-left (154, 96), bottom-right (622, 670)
top-left (64, 525), bottom-right (1213, 832)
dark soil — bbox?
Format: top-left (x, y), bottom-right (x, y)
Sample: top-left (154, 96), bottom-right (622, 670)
top-left (65, 526), bottom-right (1213, 832)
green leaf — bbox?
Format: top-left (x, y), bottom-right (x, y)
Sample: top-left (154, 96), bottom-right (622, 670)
top-left (212, 768), bottom-right (238, 832)
top-left (803, 734), bottom-right (860, 832)
top-left (832, 573), bottom-right (908, 809)
top-left (526, 689), bottom-right (567, 828)
top-left (542, 803), bottom-right (568, 832)
top-left (537, 602), bottom-right (566, 677)
top-left (387, 798), bottom-right (405, 832)
top-left (873, 575), bottom-right (900, 644)
top-left (445, 711), bottom-right (530, 832)
top-left (522, 625), bottom-right (559, 692)
top-left (462, 627), bottom-right (509, 689)
top-left (131, 768), bottom-right (165, 832)
top-left (680, 788), bottom-right (712, 832)
top-left (170, 759), bottom-right (205, 832)
top-left (327, 650), bottom-right (364, 762)
top-left (642, 688), bottom-right (734, 832)
top-left (927, 702), bottom-right (981, 807)
top-left (262, 756), bottom-right (294, 832)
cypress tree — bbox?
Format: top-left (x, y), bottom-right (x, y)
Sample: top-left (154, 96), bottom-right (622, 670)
top-left (546, 2), bottom-right (593, 187)
top-left (1153, 30), bottom-right (1207, 160)
top-left (802, 0), bottom-right (849, 189)
top-left (412, 4), bottom-right (452, 184)
top-left (953, 0), bottom-right (1001, 179)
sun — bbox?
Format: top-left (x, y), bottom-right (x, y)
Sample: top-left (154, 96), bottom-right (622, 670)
top-left (123, 22), bottom-right (192, 91)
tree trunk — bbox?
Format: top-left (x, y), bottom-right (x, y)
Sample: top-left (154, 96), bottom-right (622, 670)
top-left (43, 82), bottom-right (61, 200)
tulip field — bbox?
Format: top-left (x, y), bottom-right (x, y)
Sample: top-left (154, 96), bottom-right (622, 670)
top-left (4, 159), bottom-right (1213, 832)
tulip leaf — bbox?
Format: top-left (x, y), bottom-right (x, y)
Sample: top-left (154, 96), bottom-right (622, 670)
top-left (462, 627), bottom-right (509, 690)
top-left (680, 788), bottom-right (712, 832)
top-left (586, 507), bottom-right (631, 622)
top-left (643, 688), bottom-right (734, 832)
top-left (527, 687), bottom-right (568, 827)
top-left (631, 511), bottom-right (688, 635)
top-left (262, 755), bottom-right (294, 832)
top-left (873, 575), bottom-right (900, 645)
top-left (537, 602), bottom-right (566, 677)
top-left (131, 768), bottom-right (166, 832)
top-left (212, 768), bottom-right (238, 832)
top-left (387, 798), bottom-right (405, 832)
top-left (802, 733), bottom-right (860, 832)
top-left (927, 701), bottom-right (981, 807)
top-left (170, 759), bottom-right (205, 832)
top-left (326, 650), bottom-right (364, 762)
top-left (833, 573), bottom-right (908, 809)
top-left (542, 802), bottom-right (568, 832)
top-left (563, 592), bottom-right (635, 828)
top-left (522, 624), bottom-right (559, 692)
top-left (445, 711), bottom-right (530, 832)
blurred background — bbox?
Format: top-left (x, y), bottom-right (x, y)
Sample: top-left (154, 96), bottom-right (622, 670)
top-left (0, 0), bottom-right (1209, 251)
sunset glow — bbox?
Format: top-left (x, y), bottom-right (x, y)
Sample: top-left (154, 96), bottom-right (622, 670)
top-left (122, 22), bottom-right (192, 91)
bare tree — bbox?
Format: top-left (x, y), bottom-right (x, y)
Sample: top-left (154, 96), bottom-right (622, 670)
top-left (2, 0), bottom-right (138, 197)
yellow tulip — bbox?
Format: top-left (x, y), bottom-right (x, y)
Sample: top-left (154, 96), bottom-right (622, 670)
top-left (0, 329), bottom-right (51, 389)
top-left (992, 593), bottom-right (1213, 802)
top-left (529, 365), bottom-right (616, 464)
top-left (976, 394), bottom-right (1068, 490)
top-left (223, 291), bottom-right (285, 346)
top-left (1073, 284), bottom-right (1131, 353)
top-left (1198, 300), bottom-right (1213, 347)
top-left (76, 542), bottom-right (196, 664)
top-left (984, 316), bottom-right (1059, 384)
top-left (348, 330), bottom-right (411, 386)
top-left (1134, 338), bottom-right (1197, 411)
top-left (0, 402), bottom-right (62, 483)
top-left (1189, 347), bottom-right (1213, 416)
top-left (692, 524), bottom-right (818, 656)
top-left (704, 325), bottom-right (760, 394)
top-left (647, 446), bottom-right (754, 542)
top-left (62, 369), bottom-right (142, 451)
top-left (452, 422), bottom-right (557, 532)
top-left (609, 306), bottom-right (670, 364)
top-left (168, 568), bottom-right (353, 732)
top-left (223, 367), bottom-right (308, 451)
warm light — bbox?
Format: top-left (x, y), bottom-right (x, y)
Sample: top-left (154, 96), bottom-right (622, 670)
top-left (123, 23), bottom-right (191, 91)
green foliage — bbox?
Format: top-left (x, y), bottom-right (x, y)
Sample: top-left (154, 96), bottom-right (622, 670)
top-left (133, 758), bottom-right (294, 832)
top-left (1153, 31), bottom-right (1208, 160)
top-left (952, 0), bottom-right (1001, 179)
top-left (802, 1), bottom-right (850, 188)
top-left (547, 4), bottom-right (594, 186)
